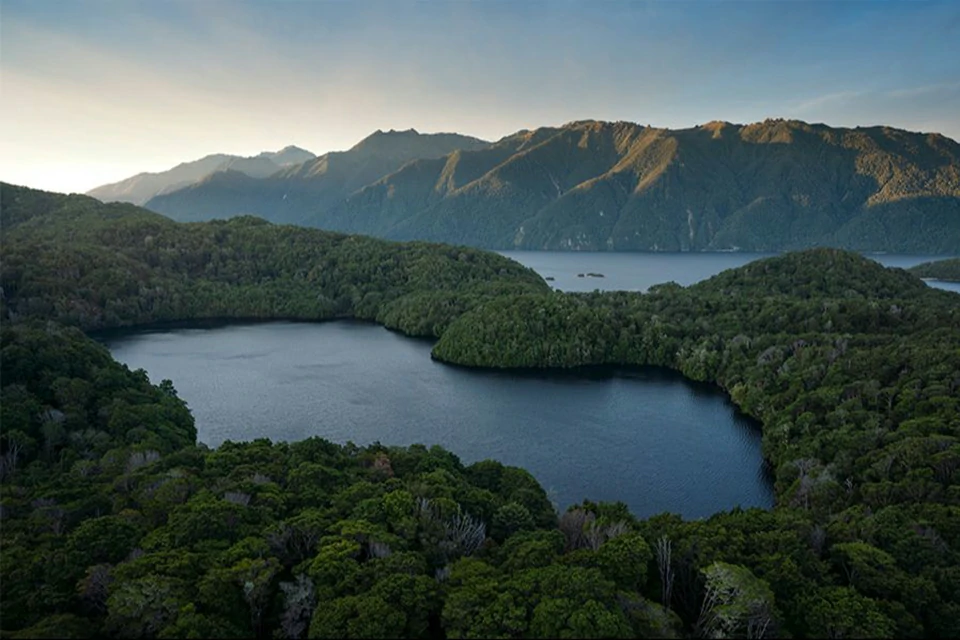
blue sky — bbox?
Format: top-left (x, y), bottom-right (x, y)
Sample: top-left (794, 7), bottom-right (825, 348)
top-left (2, 0), bottom-right (958, 193)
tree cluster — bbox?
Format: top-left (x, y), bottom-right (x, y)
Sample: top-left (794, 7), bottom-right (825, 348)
top-left (2, 184), bottom-right (959, 638)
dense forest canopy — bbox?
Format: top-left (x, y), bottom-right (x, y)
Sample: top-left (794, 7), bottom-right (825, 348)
top-left (909, 257), bottom-right (960, 282)
top-left (2, 182), bottom-right (960, 638)
top-left (0, 183), bottom-right (547, 336)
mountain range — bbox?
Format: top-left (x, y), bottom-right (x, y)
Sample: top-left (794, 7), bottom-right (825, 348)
top-left (133, 130), bottom-right (489, 224)
top-left (90, 120), bottom-right (960, 253)
top-left (85, 145), bottom-right (316, 205)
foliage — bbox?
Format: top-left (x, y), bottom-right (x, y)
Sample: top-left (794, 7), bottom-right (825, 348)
top-left (2, 185), bottom-right (959, 638)
top-left (0, 183), bottom-right (547, 337)
top-left (909, 257), bottom-right (960, 282)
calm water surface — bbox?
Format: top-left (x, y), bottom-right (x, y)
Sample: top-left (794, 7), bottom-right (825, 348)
top-left (105, 321), bottom-right (773, 519)
top-left (500, 251), bottom-right (960, 293)
top-left (105, 252), bottom-right (958, 519)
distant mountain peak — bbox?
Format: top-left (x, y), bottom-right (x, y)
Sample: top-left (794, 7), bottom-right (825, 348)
top-left (257, 144), bottom-right (315, 158)
top-left (256, 145), bottom-right (316, 168)
top-left (347, 128), bottom-right (489, 159)
top-left (363, 128), bottom-right (410, 139)
top-left (354, 128), bottom-right (429, 147)
top-left (87, 145), bottom-right (315, 205)
top-left (375, 128), bottom-right (420, 136)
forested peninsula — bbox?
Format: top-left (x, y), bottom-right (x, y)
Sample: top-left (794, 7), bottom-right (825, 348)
top-left (909, 257), bottom-right (960, 282)
top-left (2, 182), bottom-right (959, 639)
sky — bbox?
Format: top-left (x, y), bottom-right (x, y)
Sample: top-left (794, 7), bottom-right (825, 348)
top-left (2, 0), bottom-right (959, 194)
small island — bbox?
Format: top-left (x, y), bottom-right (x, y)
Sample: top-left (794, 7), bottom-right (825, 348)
top-left (909, 257), bottom-right (960, 282)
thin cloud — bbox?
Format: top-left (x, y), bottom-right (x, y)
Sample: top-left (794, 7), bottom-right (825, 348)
top-left (886, 81), bottom-right (960, 99)
top-left (792, 90), bottom-right (868, 113)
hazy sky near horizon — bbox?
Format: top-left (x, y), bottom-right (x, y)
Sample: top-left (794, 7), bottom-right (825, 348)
top-left (3, 0), bottom-right (959, 194)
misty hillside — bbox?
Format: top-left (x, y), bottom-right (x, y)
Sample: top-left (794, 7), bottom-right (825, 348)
top-left (140, 119), bottom-right (960, 253)
top-left (85, 145), bottom-right (316, 205)
top-left (143, 130), bottom-right (490, 224)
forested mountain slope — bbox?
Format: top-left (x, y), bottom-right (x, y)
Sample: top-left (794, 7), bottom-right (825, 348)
top-left (140, 119), bottom-right (960, 253)
top-left (910, 257), bottom-right (960, 281)
top-left (86, 146), bottom-right (316, 206)
top-left (2, 183), bottom-right (960, 639)
top-left (143, 130), bottom-right (489, 226)
top-left (330, 119), bottom-right (960, 252)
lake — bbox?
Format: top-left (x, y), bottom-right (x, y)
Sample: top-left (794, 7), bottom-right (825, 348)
top-left (104, 251), bottom-right (957, 520)
top-left (105, 321), bottom-right (773, 520)
top-left (500, 250), bottom-right (960, 294)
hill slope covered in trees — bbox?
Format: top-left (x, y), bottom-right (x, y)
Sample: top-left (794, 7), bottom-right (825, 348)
top-left (910, 257), bottom-right (960, 281)
top-left (141, 119), bottom-right (960, 253)
top-left (2, 183), bottom-right (959, 638)
top-left (1, 183), bottom-right (545, 335)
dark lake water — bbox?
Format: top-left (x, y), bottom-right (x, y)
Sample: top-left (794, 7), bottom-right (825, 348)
top-left (500, 250), bottom-right (960, 294)
top-left (104, 252), bottom-right (957, 520)
top-left (105, 321), bottom-right (773, 520)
